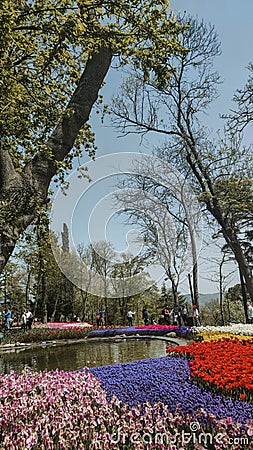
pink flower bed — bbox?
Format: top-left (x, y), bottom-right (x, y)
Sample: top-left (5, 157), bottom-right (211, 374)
top-left (41, 322), bottom-right (92, 329)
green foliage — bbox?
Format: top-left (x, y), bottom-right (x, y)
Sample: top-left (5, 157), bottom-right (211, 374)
top-left (215, 176), bottom-right (253, 228)
top-left (0, 0), bottom-right (187, 175)
top-left (200, 289), bottom-right (246, 326)
top-left (200, 300), bottom-right (224, 326)
top-left (159, 282), bottom-right (174, 311)
top-left (0, 262), bottom-right (26, 317)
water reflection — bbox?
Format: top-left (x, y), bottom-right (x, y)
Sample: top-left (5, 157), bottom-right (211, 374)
top-left (0, 339), bottom-right (173, 374)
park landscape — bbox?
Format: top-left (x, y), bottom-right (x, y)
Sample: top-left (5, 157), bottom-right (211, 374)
top-left (1, 0), bottom-right (253, 448)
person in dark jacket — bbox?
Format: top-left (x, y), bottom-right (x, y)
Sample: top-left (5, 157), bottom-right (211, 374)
top-left (142, 308), bottom-right (149, 326)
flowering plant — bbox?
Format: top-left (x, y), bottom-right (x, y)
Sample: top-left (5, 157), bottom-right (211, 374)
top-left (1, 327), bottom-right (91, 345)
top-left (191, 324), bottom-right (253, 336)
top-left (0, 365), bottom-right (252, 449)
top-left (166, 337), bottom-right (253, 402)
top-left (196, 331), bottom-right (253, 342)
top-left (87, 325), bottom-right (190, 338)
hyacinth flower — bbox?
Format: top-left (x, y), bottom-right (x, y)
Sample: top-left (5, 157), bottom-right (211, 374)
top-left (90, 356), bottom-right (253, 424)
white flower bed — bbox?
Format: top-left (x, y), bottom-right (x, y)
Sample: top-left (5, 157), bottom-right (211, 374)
top-left (191, 323), bottom-right (253, 336)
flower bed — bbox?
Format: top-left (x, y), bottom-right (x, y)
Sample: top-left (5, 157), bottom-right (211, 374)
top-left (196, 331), bottom-right (253, 342)
top-left (43, 322), bottom-right (93, 329)
top-left (135, 325), bottom-right (178, 331)
top-left (89, 356), bottom-right (253, 423)
top-left (0, 367), bottom-right (252, 449)
top-left (1, 327), bottom-right (252, 448)
top-left (191, 324), bottom-right (253, 336)
top-left (1, 323), bottom-right (191, 346)
top-left (87, 325), bottom-right (190, 338)
top-left (0, 326), bottom-right (91, 345)
top-left (166, 337), bottom-right (253, 403)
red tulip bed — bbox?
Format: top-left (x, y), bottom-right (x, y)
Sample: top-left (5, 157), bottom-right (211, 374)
top-left (166, 337), bottom-right (253, 403)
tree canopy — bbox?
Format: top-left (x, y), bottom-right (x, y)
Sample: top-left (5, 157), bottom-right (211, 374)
top-left (0, 0), bottom-right (187, 271)
top-left (1, 0), bottom-right (186, 170)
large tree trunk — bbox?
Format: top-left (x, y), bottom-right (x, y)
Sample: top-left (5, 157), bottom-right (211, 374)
top-left (239, 267), bottom-right (249, 323)
top-left (219, 256), bottom-right (225, 326)
top-left (0, 47), bottom-right (112, 272)
top-left (51, 292), bottom-right (60, 323)
top-left (187, 215), bottom-right (199, 309)
top-left (41, 271), bottom-right (48, 324)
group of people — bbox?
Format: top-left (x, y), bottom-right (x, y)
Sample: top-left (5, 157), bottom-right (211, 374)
top-left (166, 304), bottom-right (200, 327)
top-left (143, 303), bottom-right (200, 327)
top-left (20, 310), bottom-right (33, 331)
top-left (99, 300), bottom-right (253, 329)
top-left (126, 304), bottom-right (201, 327)
top-left (127, 308), bottom-right (154, 327)
top-left (161, 304), bottom-right (186, 326)
top-left (162, 303), bottom-right (200, 327)
top-left (1, 308), bottom-right (34, 331)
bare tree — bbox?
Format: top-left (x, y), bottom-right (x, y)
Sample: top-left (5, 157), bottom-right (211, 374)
top-left (111, 15), bottom-right (253, 301)
top-left (225, 63), bottom-right (253, 133)
top-left (76, 243), bottom-right (95, 321)
top-left (114, 155), bottom-right (202, 306)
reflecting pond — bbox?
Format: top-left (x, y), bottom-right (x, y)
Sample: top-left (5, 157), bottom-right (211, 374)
top-left (0, 338), bottom-right (175, 374)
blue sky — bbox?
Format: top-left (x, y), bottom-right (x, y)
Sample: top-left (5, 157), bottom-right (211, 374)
top-left (93, 0), bottom-right (253, 151)
top-left (170, 0), bottom-right (253, 129)
top-left (51, 1), bottom-right (253, 296)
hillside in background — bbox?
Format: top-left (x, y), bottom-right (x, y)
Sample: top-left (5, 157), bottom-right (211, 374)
top-left (183, 293), bottom-right (219, 305)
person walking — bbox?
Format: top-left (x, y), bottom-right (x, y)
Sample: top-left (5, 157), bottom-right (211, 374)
top-left (142, 308), bottom-right (148, 325)
top-left (21, 311), bottom-right (27, 331)
top-left (171, 304), bottom-right (179, 326)
top-left (182, 304), bottom-right (188, 325)
top-left (177, 306), bottom-right (182, 326)
top-left (142, 308), bottom-right (149, 326)
top-left (163, 306), bottom-right (171, 325)
top-left (5, 308), bottom-right (12, 330)
top-left (95, 312), bottom-right (101, 327)
top-left (99, 310), bottom-right (105, 326)
top-left (127, 310), bottom-right (135, 327)
top-left (26, 310), bottom-right (33, 330)
top-left (193, 304), bottom-right (200, 327)
top-left (247, 301), bottom-right (253, 324)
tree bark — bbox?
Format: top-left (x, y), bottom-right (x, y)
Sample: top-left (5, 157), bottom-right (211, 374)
top-left (0, 47), bottom-right (112, 272)
top-left (239, 267), bottom-right (249, 323)
top-left (219, 256), bottom-right (225, 326)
